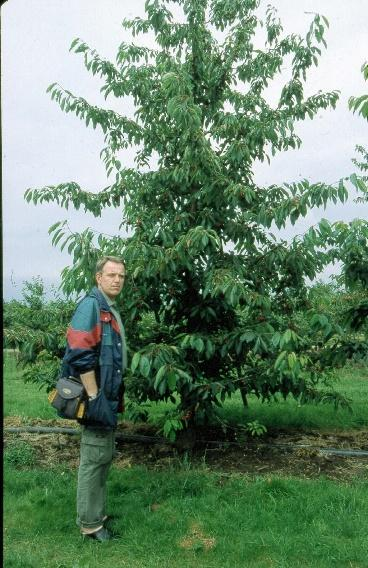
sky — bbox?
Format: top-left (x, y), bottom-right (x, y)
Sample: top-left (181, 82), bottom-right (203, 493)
top-left (2, 0), bottom-right (368, 300)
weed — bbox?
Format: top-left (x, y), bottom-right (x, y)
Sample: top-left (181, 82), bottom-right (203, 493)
top-left (245, 420), bottom-right (267, 437)
top-left (4, 440), bottom-right (36, 467)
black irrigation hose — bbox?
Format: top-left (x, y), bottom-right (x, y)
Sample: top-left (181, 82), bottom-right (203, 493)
top-left (203, 440), bottom-right (368, 458)
top-left (4, 426), bottom-right (368, 457)
top-left (4, 427), bottom-right (164, 444)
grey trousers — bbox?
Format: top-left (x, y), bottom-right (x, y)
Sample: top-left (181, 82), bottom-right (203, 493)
top-left (76, 427), bottom-right (116, 530)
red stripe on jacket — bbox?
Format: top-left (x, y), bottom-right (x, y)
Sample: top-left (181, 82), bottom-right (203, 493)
top-left (67, 323), bottom-right (101, 349)
top-left (100, 311), bottom-right (121, 335)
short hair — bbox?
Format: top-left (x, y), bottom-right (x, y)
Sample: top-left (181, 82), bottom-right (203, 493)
top-left (95, 256), bottom-right (125, 274)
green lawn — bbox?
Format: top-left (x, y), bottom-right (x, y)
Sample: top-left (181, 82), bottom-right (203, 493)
top-left (4, 464), bottom-right (368, 568)
top-left (3, 353), bottom-right (57, 420)
top-left (214, 364), bottom-right (368, 431)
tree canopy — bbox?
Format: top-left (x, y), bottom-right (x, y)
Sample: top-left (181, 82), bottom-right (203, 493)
top-left (25, 0), bottom-right (367, 438)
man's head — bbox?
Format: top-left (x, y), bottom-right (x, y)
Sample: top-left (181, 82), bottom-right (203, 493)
top-left (95, 256), bottom-right (126, 300)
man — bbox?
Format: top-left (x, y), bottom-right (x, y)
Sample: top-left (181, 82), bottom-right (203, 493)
top-left (61, 256), bottom-right (127, 542)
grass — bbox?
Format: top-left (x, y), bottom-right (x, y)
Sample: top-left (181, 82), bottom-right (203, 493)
top-left (3, 353), bottom-right (56, 421)
top-left (4, 352), bottom-right (368, 431)
top-left (215, 364), bottom-right (368, 431)
top-left (3, 351), bottom-right (368, 567)
top-left (4, 463), bottom-right (368, 568)
top-left (149, 364), bottom-right (368, 432)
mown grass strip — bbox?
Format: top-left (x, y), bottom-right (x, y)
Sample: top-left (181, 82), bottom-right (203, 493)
top-left (4, 464), bottom-right (368, 568)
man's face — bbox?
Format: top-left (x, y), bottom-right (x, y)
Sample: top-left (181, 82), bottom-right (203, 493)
top-left (96, 261), bottom-right (126, 300)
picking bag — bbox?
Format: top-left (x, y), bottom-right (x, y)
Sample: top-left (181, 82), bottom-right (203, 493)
top-left (48, 376), bottom-right (86, 420)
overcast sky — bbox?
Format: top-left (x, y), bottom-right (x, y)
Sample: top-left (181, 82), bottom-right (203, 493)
top-left (2, 0), bottom-right (368, 300)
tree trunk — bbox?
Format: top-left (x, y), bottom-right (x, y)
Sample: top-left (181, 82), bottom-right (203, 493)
top-left (240, 385), bottom-right (248, 408)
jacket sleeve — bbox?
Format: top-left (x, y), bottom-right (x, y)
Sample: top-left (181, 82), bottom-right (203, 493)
top-left (64, 297), bottom-right (101, 373)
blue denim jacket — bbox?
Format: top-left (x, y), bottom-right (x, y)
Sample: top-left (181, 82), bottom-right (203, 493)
top-left (61, 287), bottom-right (125, 429)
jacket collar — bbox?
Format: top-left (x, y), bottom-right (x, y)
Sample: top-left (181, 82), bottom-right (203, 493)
top-left (89, 286), bottom-right (111, 312)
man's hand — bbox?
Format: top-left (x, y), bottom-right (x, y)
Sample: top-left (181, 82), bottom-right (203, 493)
top-left (80, 370), bottom-right (98, 398)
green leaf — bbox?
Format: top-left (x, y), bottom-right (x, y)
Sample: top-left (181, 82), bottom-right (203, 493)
top-left (319, 218), bottom-right (331, 236)
top-left (166, 371), bottom-right (177, 391)
top-left (280, 329), bottom-right (292, 347)
top-left (271, 332), bottom-right (281, 348)
top-left (176, 369), bottom-right (191, 382)
top-left (287, 352), bottom-right (297, 370)
top-left (241, 331), bottom-right (256, 343)
top-left (131, 352), bottom-right (141, 373)
top-left (194, 338), bottom-right (204, 353)
top-left (69, 38), bottom-right (80, 51)
top-left (48, 221), bottom-right (62, 234)
top-left (139, 355), bottom-right (151, 377)
top-left (46, 82), bottom-right (57, 94)
top-left (274, 351), bottom-right (286, 370)
top-left (154, 365), bottom-right (166, 390)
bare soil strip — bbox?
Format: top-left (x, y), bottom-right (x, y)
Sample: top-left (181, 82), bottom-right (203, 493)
top-left (4, 417), bottom-right (368, 480)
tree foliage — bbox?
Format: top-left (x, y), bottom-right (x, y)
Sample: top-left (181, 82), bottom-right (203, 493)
top-left (24, 0), bottom-right (367, 436)
top-left (343, 62), bottom-right (368, 335)
top-left (349, 62), bottom-right (368, 204)
top-left (349, 61), bottom-right (368, 120)
top-left (3, 278), bottom-right (76, 391)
